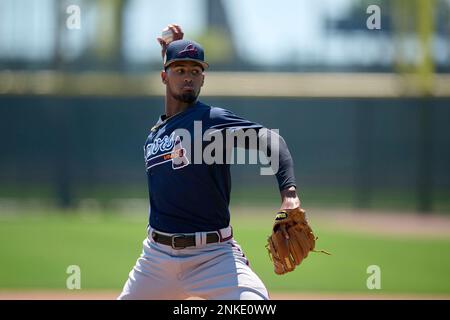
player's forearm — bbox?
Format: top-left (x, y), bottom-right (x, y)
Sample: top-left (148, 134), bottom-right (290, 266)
top-left (234, 128), bottom-right (296, 191)
top-left (258, 128), bottom-right (297, 191)
top-left (231, 127), bottom-right (297, 191)
top-left (275, 136), bottom-right (297, 191)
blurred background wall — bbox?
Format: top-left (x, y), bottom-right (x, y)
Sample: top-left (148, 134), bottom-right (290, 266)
top-left (0, 0), bottom-right (449, 213)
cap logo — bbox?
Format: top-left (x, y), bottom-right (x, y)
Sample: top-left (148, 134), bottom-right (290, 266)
top-left (178, 43), bottom-right (198, 58)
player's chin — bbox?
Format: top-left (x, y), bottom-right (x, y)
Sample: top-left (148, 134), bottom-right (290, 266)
top-left (174, 91), bottom-right (199, 104)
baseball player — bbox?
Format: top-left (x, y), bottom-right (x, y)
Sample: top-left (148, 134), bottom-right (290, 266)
top-left (117, 24), bottom-right (303, 300)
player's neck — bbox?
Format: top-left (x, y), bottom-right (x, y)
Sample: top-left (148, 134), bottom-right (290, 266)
top-left (164, 95), bottom-right (196, 118)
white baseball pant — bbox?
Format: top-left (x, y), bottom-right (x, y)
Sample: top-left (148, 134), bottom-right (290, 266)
top-left (118, 227), bottom-right (269, 300)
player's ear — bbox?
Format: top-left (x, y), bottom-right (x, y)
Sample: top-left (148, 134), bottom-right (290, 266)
top-left (161, 70), bottom-right (168, 84)
top-left (201, 73), bottom-right (205, 87)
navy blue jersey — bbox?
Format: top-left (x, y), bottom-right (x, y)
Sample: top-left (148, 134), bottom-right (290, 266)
top-left (144, 101), bottom-right (263, 233)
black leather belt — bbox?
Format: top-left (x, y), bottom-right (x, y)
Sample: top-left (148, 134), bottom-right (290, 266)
top-left (150, 231), bottom-right (221, 249)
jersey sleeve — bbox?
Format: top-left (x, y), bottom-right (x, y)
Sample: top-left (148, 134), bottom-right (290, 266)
top-left (207, 107), bottom-right (263, 131)
top-left (205, 107), bottom-right (297, 192)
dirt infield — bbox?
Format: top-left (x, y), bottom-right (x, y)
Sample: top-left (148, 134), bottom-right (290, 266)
top-left (1, 290), bottom-right (449, 300)
top-left (234, 207), bottom-right (450, 239)
top-left (313, 209), bottom-right (450, 238)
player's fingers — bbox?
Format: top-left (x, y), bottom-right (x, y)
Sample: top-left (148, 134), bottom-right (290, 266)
top-left (167, 24), bottom-right (183, 41)
top-left (175, 33), bottom-right (183, 41)
top-left (157, 37), bottom-right (165, 45)
top-left (169, 24), bottom-right (178, 34)
top-left (173, 25), bottom-right (183, 35)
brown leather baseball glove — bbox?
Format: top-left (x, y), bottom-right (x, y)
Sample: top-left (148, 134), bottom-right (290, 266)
top-left (266, 208), bottom-right (329, 275)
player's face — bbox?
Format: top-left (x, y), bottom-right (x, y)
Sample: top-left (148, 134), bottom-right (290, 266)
top-left (162, 61), bottom-right (205, 104)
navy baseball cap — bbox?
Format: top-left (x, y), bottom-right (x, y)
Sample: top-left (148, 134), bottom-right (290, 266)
top-left (164, 39), bottom-right (209, 70)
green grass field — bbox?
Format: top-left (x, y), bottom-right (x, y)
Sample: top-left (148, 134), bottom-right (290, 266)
top-left (1, 209), bottom-right (450, 296)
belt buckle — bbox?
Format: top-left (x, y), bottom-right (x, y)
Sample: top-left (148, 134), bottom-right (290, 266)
top-left (171, 234), bottom-right (186, 249)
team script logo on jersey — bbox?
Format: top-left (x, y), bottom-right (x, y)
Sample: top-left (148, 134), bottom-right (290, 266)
top-left (145, 133), bottom-right (189, 170)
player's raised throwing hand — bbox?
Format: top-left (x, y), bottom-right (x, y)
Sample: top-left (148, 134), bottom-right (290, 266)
top-left (157, 24), bottom-right (184, 59)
